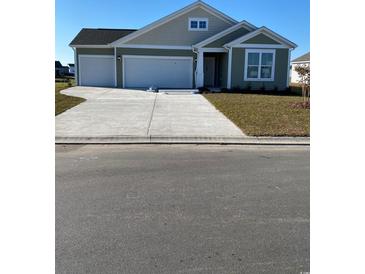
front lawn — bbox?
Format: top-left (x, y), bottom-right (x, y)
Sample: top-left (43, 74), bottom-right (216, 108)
top-left (55, 81), bottom-right (85, 115)
top-left (204, 92), bottom-right (309, 136)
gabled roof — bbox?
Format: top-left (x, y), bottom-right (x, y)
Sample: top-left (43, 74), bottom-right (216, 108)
top-left (110, 0), bottom-right (238, 46)
top-left (69, 28), bottom-right (137, 46)
top-left (292, 52), bottom-right (310, 63)
top-left (224, 26), bottom-right (297, 48)
top-left (193, 20), bottom-right (257, 48)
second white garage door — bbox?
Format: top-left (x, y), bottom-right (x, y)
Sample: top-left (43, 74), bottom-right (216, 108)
top-left (123, 56), bottom-right (193, 89)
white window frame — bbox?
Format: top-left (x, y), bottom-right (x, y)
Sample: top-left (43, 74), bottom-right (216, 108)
top-left (244, 49), bottom-right (276, 81)
top-left (188, 18), bottom-right (208, 31)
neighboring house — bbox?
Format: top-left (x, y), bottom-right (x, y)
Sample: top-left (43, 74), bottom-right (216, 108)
top-left (290, 52), bottom-right (310, 83)
top-left (55, 61), bottom-right (69, 77)
top-left (70, 0), bottom-right (297, 90)
top-left (68, 63), bottom-right (75, 75)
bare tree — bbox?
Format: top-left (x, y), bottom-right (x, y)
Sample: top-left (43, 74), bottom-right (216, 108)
top-left (294, 64), bottom-right (310, 103)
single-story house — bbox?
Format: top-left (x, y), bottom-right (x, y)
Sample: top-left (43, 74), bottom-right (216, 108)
top-left (70, 0), bottom-right (297, 90)
top-left (55, 61), bottom-right (69, 77)
top-left (290, 52), bottom-right (310, 83)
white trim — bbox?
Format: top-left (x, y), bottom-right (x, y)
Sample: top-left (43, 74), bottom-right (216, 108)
top-left (200, 48), bottom-right (227, 53)
top-left (225, 27), bottom-right (297, 49)
top-left (122, 56), bottom-right (125, 89)
top-left (78, 54), bottom-right (114, 58)
top-left (122, 55), bottom-right (194, 60)
top-left (195, 50), bottom-right (204, 87)
top-left (291, 61), bottom-right (310, 64)
top-left (286, 49), bottom-right (292, 88)
top-left (199, 3), bottom-right (237, 25)
top-left (110, 1), bottom-right (237, 46)
top-left (72, 47), bottom-right (78, 85)
top-left (70, 45), bottom-right (112, 48)
top-left (122, 55), bottom-right (194, 89)
top-left (227, 48), bottom-right (232, 89)
top-left (193, 20), bottom-right (257, 48)
top-left (244, 49), bottom-right (276, 82)
top-left (116, 44), bottom-right (192, 50)
top-left (78, 54), bottom-right (116, 86)
top-left (114, 47), bottom-right (117, 87)
top-left (188, 17), bottom-right (208, 31)
top-left (234, 44), bottom-right (288, 49)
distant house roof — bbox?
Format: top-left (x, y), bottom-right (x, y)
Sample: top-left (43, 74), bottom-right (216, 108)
top-left (55, 61), bottom-right (67, 68)
top-left (69, 28), bottom-right (137, 46)
top-left (292, 52), bottom-right (310, 63)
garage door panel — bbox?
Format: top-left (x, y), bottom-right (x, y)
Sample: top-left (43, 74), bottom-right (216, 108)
top-left (79, 55), bottom-right (115, 87)
top-left (123, 56), bottom-right (193, 89)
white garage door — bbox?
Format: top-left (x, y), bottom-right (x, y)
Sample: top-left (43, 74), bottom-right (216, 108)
top-left (78, 55), bottom-right (115, 87)
top-left (123, 56), bottom-right (193, 89)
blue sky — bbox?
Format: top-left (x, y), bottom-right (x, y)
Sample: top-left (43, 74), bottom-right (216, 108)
top-left (56, 0), bottom-right (309, 65)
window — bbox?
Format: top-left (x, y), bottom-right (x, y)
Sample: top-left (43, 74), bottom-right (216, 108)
top-left (189, 18), bottom-right (208, 31)
top-left (190, 20), bottom-right (198, 29)
top-left (244, 49), bottom-right (275, 81)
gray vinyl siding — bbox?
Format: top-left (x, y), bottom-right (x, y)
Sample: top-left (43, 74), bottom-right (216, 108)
top-left (75, 48), bottom-right (114, 85)
top-left (231, 48), bottom-right (289, 90)
top-left (126, 7), bottom-right (233, 46)
top-left (116, 48), bottom-right (196, 88)
top-left (204, 27), bottom-right (250, 48)
top-left (218, 53), bottom-right (228, 87)
top-left (243, 33), bottom-right (280, 44)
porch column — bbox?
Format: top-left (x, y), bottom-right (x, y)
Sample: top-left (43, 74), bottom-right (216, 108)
top-left (195, 50), bottom-right (204, 88)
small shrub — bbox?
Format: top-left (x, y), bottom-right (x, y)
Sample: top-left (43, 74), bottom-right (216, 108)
top-left (260, 85), bottom-right (266, 91)
top-left (221, 88), bottom-right (229, 93)
top-left (273, 86), bottom-right (278, 92)
top-left (245, 84), bottom-right (252, 91)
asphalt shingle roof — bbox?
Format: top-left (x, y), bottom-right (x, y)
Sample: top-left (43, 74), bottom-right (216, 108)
top-left (69, 28), bottom-right (137, 46)
top-left (292, 52), bottom-right (310, 63)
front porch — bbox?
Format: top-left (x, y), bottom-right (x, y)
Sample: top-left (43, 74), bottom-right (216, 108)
top-left (195, 49), bottom-right (228, 89)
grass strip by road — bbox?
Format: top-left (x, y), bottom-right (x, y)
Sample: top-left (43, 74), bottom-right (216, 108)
top-left (204, 92), bottom-right (309, 137)
top-left (55, 82), bottom-right (85, 115)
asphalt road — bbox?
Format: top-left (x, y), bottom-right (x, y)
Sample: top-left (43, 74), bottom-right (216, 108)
top-left (56, 145), bottom-right (309, 273)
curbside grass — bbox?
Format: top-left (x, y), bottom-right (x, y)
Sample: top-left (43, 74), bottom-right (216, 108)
top-left (55, 81), bottom-right (85, 115)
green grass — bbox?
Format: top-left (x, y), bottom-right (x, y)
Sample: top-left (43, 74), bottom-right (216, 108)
top-left (55, 81), bottom-right (85, 115)
top-left (204, 92), bottom-right (309, 136)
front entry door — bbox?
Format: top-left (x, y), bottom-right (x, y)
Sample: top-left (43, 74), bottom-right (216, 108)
top-left (204, 57), bottom-right (215, 87)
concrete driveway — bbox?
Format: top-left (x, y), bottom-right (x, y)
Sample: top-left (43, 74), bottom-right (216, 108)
top-left (56, 87), bottom-right (245, 138)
